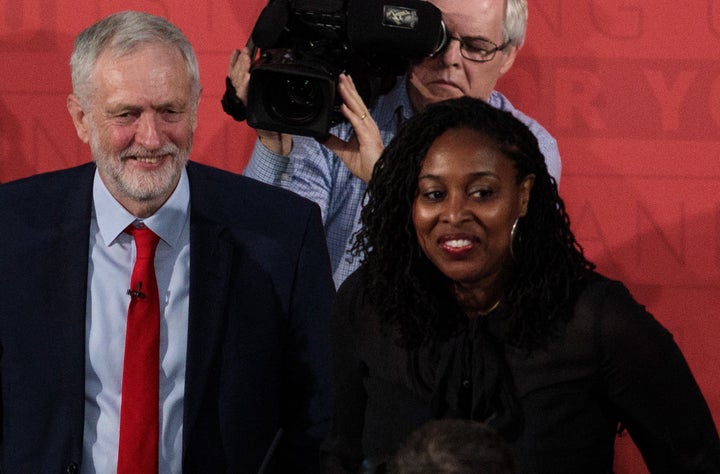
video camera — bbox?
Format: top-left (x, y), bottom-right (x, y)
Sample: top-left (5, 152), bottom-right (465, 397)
top-left (222, 0), bottom-right (446, 137)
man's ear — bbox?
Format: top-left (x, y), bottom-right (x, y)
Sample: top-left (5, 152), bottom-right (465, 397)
top-left (67, 94), bottom-right (91, 144)
top-left (518, 174), bottom-right (535, 217)
top-left (498, 44), bottom-right (519, 76)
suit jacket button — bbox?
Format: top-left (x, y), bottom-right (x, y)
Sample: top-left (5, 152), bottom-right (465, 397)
top-left (65, 462), bottom-right (79, 474)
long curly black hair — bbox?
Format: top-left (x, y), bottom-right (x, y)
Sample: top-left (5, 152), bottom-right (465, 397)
top-left (351, 96), bottom-right (595, 349)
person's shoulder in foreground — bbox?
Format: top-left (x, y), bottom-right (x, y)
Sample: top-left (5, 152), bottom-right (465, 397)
top-left (392, 419), bottom-right (516, 474)
top-left (187, 160), bottom-right (325, 223)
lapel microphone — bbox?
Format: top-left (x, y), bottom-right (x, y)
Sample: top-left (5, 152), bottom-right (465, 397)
top-left (127, 282), bottom-right (147, 299)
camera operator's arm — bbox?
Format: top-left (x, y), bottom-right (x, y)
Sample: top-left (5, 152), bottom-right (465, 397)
top-left (318, 74), bottom-right (385, 183)
top-left (228, 47), bottom-right (292, 156)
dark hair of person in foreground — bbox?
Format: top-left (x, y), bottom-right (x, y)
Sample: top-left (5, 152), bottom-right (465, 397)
top-left (391, 419), bottom-right (515, 474)
top-left (352, 96), bottom-right (594, 350)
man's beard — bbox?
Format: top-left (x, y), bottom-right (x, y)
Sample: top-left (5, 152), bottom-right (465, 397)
top-left (91, 136), bottom-right (191, 203)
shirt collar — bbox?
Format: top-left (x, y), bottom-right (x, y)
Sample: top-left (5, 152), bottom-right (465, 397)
top-left (377, 75), bottom-right (503, 127)
top-left (374, 74), bottom-right (415, 129)
top-left (93, 167), bottom-right (190, 248)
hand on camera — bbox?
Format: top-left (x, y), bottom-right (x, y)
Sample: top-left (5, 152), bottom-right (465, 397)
top-left (319, 74), bottom-right (384, 183)
top-left (226, 47), bottom-right (292, 155)
top-left (227, 47), bottom-right (251, 104)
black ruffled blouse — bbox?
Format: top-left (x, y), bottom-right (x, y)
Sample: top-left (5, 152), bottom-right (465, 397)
top-left (321, 270), bottom-right (720, 474)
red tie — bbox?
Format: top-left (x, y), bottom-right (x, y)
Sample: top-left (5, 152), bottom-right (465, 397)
top-left (118, 226), bottom-right (160, 474)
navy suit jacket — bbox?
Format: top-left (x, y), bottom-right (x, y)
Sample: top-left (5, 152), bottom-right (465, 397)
top-left (0, 161), bottom-right (335, 473)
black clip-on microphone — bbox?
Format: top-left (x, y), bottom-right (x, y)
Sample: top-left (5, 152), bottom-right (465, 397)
top-left (127, 282), bottom-right (146, 299)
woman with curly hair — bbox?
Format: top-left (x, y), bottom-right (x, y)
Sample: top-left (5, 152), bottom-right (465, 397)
top-left (320, 97), bottom-right (720, 473)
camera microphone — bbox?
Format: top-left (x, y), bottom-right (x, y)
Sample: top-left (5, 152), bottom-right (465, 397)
top-left (347, 0), bottom-right (446, 59)
top-left (251, 0), bottom-right (290, 49)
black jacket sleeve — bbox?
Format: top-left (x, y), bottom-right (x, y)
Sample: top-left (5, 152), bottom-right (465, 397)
top-left (596, 279), bottom-right (720, 472)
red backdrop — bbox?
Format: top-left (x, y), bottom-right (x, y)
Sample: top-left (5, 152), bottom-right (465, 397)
top-left (1, 2), bottom-right (718, 472)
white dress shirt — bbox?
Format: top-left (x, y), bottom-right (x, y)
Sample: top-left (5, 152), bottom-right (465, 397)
top-left (82, 169), bottom-right (190, 474)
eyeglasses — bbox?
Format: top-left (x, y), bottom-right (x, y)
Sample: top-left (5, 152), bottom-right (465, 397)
top-left (433, 35), bottom-right (511, 63)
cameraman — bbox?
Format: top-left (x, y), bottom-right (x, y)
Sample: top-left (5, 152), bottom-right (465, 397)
top-left (229, 0), bottom-right (561, 288)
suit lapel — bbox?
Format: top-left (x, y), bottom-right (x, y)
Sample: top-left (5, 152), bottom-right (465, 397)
top-left (182, 195), bottom-right (235, 460)
top-left (46, 164), bottom-right (96, 455)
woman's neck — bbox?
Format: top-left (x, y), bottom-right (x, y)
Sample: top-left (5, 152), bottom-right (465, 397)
top-left (452, 280), bottom-right (505, 319)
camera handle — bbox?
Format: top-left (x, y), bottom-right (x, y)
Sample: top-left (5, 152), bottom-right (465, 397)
top-left (221, 76), bottom-right (247, 122)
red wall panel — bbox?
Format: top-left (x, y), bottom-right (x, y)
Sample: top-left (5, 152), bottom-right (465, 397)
top-left (1, 2), bottom-right (718, 472)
